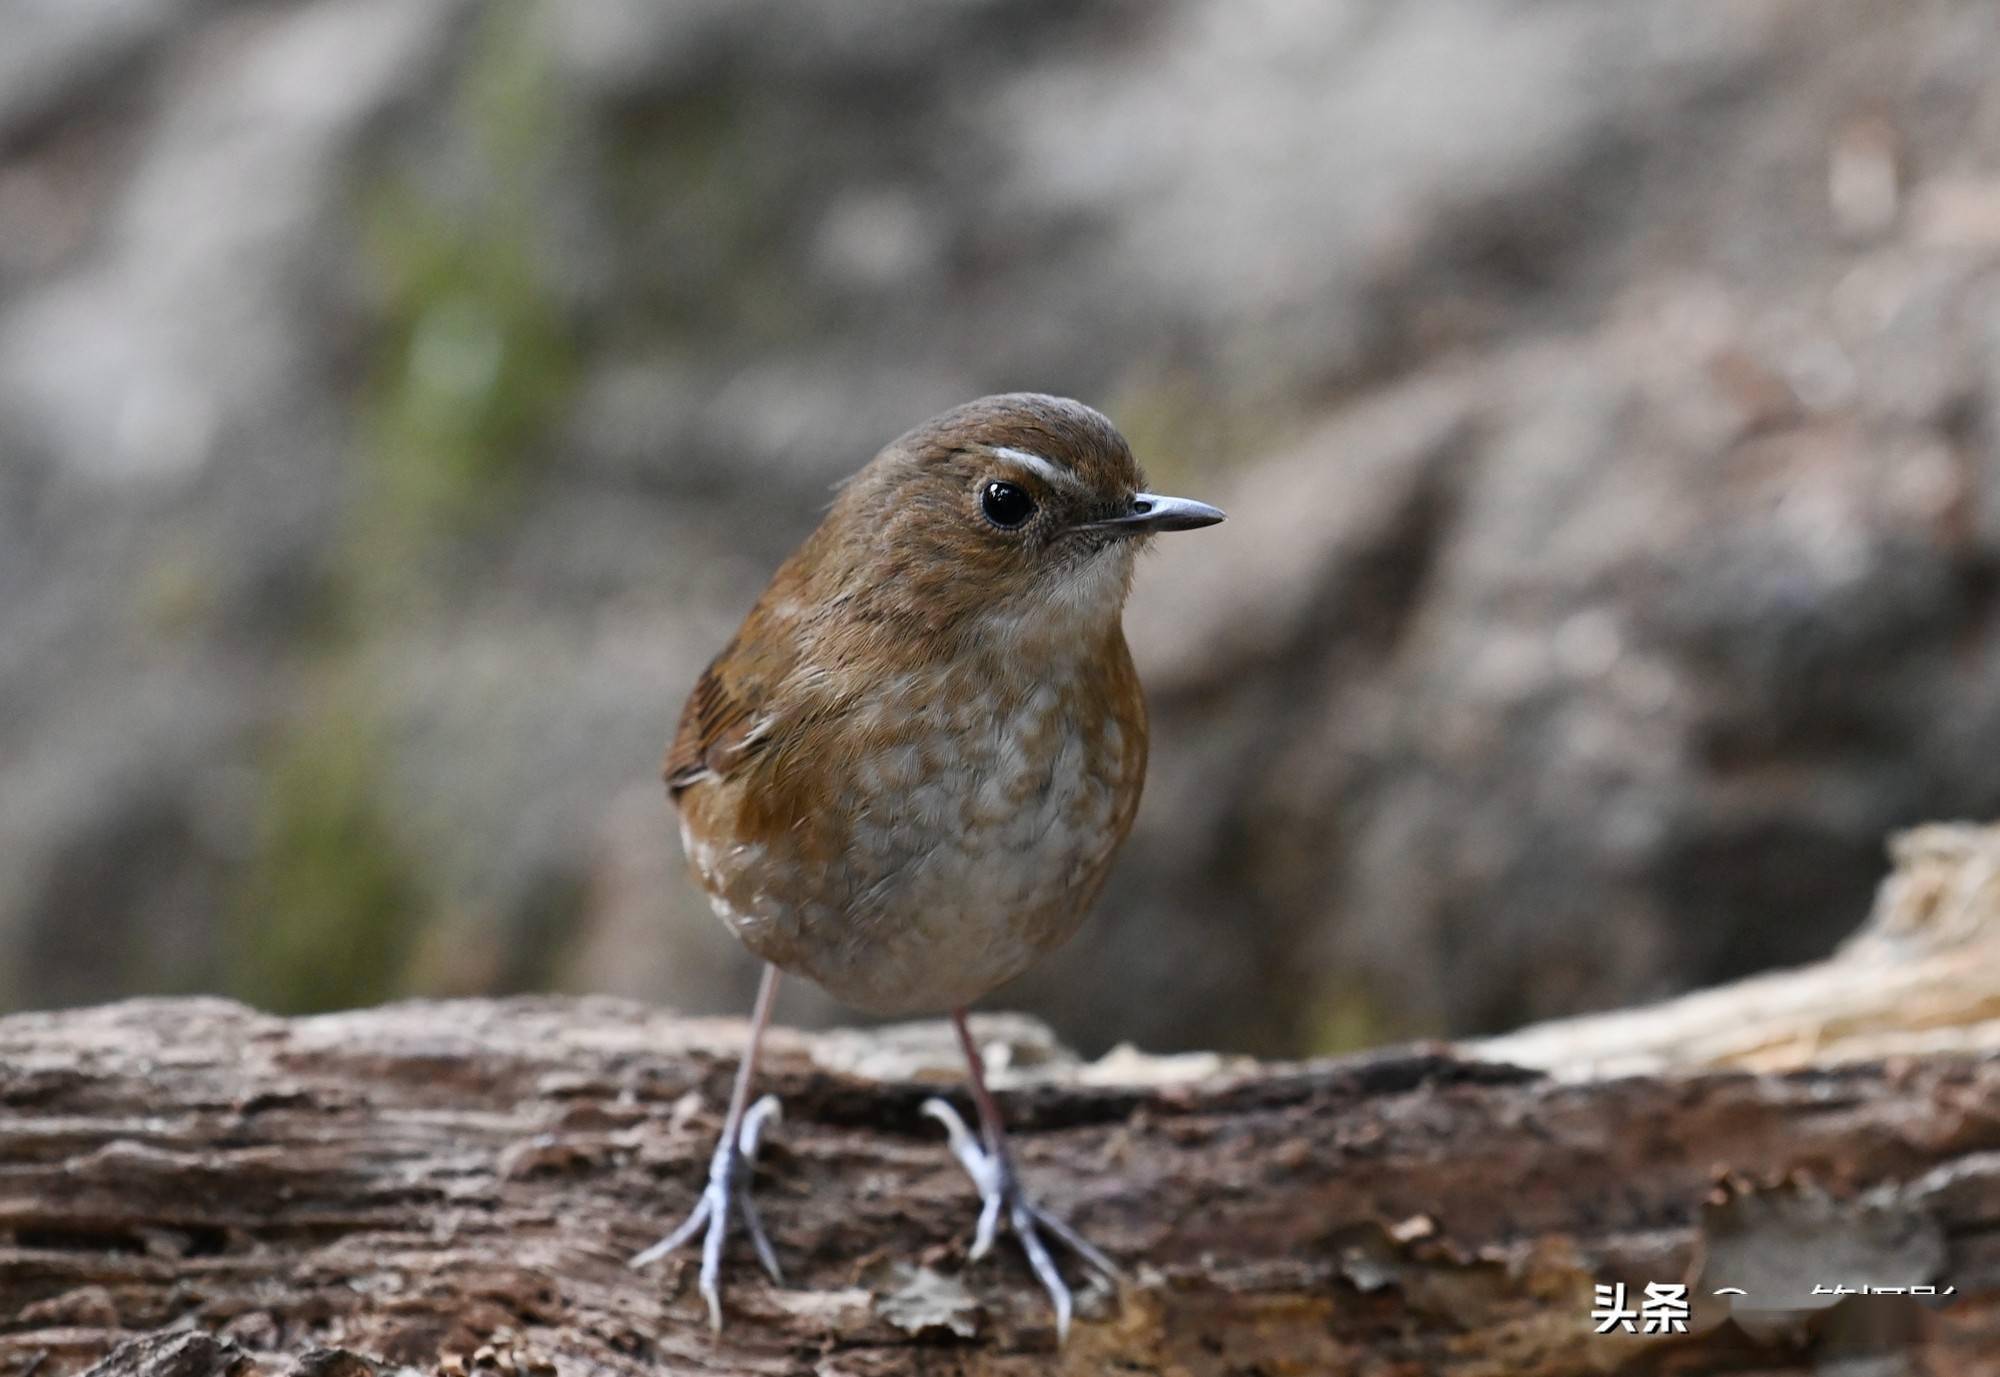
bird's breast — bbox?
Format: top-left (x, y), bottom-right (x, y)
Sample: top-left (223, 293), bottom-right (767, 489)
top-left (682, 640), bottom-right (1147, 1014)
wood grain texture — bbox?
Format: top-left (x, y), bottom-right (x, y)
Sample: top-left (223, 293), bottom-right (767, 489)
top-left (2, 997), bottom-right (1997, 1375)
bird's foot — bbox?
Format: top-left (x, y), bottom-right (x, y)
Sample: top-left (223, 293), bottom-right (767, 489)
top-left (921, 1097), bottom-right (1120, 1342)
top-left (630, 1094), bottom-right (784, 1331)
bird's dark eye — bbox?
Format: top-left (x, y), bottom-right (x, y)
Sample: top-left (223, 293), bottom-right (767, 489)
top-left (980, 480), bottom-right (1036, 529)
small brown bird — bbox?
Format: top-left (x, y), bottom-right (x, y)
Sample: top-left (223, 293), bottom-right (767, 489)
top-left (631, 393), bottom-right (1223, 1336)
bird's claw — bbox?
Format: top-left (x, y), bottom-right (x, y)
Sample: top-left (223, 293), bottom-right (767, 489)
top-left (922, 1097), bottom-right (1120, 1343)
top-left (630, 1094), bottom-right (784, 1331)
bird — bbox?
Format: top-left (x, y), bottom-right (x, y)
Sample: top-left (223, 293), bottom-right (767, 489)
top-left (630, 392), bottom-right (1224, 1339)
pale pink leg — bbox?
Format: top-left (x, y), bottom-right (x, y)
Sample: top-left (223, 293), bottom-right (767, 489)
top-left (924, 1008), bottom-right (1120, 1343)
top-left (631, 964), bottom-right (785, 1331)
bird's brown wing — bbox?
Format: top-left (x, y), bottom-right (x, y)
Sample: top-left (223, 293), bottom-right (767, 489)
top-left (666, 533), bottom-right (831, 801)
top-left (664, 575), bottom-right (824, 804)
top-left (665, 645), bottom-right (773, 796)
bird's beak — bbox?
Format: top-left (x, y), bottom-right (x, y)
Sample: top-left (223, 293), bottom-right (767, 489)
top-left (1089, 492), bottom-right (1227, 535)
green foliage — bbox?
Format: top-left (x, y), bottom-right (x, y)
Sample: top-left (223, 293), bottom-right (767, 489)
top-left (227, 692), bottom-right (427, 1014)
top-left (228, 7), bottom-right (581, 1013)
top-left (356, 3), bottom-right (576, 544)
top-left (1306, 977), bottom-right (1422, 1055)
top-left (360, 195), bottom-right (575, 534)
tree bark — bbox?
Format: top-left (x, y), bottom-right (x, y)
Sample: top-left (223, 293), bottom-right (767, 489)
top-left (1, 988), bottom-right (1996, 1376)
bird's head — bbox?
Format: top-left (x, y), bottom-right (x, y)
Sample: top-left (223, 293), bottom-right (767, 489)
top-left (820, 393), bottom-right (1224, 645)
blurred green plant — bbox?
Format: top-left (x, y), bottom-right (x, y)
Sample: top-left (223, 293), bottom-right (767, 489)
top-left (356, 5), bottom-right (576, 550)
top-left (227, 5), bottom-right (580, 1013)
top-left (358, 214), bottom-right (574, 534)
top-left (227, 688), bottom-right (426, 1013)
top-left (1305, 976), bottom-right (1421, 1055)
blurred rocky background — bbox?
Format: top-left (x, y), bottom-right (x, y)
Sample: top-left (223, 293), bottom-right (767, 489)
top-left (5, 0), bottom-right (2000, 1057)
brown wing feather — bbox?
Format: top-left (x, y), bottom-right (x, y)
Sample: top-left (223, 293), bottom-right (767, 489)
top-left (665, 644), bottom-right (765, 796)
top-left (665, 520), bottom-right (836, 801)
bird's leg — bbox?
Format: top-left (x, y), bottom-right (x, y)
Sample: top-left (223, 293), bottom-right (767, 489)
top-left (630, 964), bottom-right (785, 1331)
top-left (922, 1008), bottom-right (1120, 1342)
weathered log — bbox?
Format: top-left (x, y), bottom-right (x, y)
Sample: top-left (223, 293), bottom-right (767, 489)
top-left (1, 990), bottom-right (1996, 1376)
top-left (1475, 822), bottom-right (2000, 1077)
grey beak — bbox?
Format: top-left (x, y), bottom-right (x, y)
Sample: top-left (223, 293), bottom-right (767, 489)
top-left (1091, 492), bottom-right (1227, 534)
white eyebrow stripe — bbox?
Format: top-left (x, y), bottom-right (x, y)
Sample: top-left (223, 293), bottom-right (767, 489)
top-left (993, 446), bottom-right (1080, 489)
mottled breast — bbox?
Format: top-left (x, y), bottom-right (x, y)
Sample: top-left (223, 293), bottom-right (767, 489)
top-left (676, 635), bottom-right (1147, 1014)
